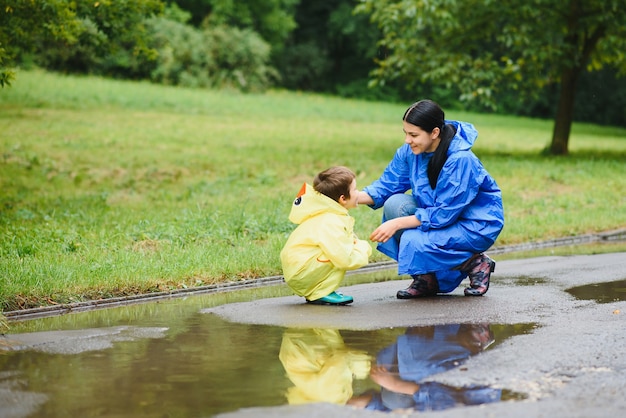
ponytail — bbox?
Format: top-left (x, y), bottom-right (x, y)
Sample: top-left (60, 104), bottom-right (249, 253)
top-left (427, 124), bottom-right (456, 189)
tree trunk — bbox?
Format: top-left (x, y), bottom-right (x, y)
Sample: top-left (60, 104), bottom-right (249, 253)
top-left (549, 67), bottom-right (579, 155)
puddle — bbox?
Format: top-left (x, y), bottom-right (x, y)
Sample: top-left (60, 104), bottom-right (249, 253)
top-left (566, 279), bottom-right (626, 303)
top-left (278, 324), bottom-right (530, 413)
top-left (0, 292), bottom-right (535, 417)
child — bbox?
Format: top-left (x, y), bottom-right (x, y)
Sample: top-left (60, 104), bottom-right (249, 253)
top-left (280, 166), bottom-right (372, 305)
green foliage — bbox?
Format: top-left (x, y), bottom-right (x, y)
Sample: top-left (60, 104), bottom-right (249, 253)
top-left (172, 0), bottom-right (299, 51)
top-left (146, 17), bottom-right (276, 91)
top-left (204, 25), bottom-right (278, 91)
top-left (357, 0), bottom-right (626, 109)
top-left (0, 44), bottom-right (14, 87)
top-left (0, 0), bottom-right (83, 80)
top-left (0, 0), bottom-right (278, 92)
top-left (202, 0), bottom-right (299, 51)
top-left (145, 17), bottom-right (212, 87)
top-left (163, 2), bottom-right (192, 23)
top-left (573, 68), bottom-right (626, 126)
top-left (275, 41), bottom-right (332, 90)
top-left (0, 0), bottom-right (163, 76)
top-left (356, 0), bottom-right (626, 154)
top-left (277, 0), bottom-right (381, 95)
top-left (0, 0), bottom-right (82, 54)
top-left (36, 0), bottom-right (164, 76)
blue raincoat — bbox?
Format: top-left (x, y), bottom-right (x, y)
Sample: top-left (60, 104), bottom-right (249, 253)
top-left (365, 324), bottom-right (501, 412)
top-left (362, 121), bottom-right (504, 293)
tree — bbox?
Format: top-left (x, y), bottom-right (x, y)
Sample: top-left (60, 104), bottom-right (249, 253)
top-left (0, 0), bottom-right (83, 86)
top-left (356, 0), bottom-right (626, 154)
top-left (0, 0), bottom-right (163, 83)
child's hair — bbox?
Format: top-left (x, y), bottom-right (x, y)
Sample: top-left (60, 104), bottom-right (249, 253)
top-left (313, 166), bottom-right (356, 203)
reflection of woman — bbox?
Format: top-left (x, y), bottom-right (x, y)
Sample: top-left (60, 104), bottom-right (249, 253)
top-left (278, 328), bottom-right (371, 405)
top-left (357, 99), bottom-right (504, 298)
top-left (356, 324), bottom-right (500, 412)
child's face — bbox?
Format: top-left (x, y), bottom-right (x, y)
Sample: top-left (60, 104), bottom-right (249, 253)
top-left (340, 179), bottom-right (359, 209)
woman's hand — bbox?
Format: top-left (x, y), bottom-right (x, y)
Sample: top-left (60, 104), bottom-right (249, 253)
top-left (369, 365), bottom-right (396, 386)
top-left (370, 215), bottom-right (421, 243)
top-left (370, 365), bottom-right (420, 395)
top-left (357, 191), bottom-right (374, 206)
top-left (369, 221), bottom-right (399, 243)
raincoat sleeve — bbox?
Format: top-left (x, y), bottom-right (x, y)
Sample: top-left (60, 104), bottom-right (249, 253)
top-left (415, 151), bottom-right (483, 231)
top-left (316, 214), bottom-right (371, 270)
top-left (362, 146), bottom-right (413, 209)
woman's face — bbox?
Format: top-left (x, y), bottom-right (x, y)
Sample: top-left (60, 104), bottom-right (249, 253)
top-left (403, 121), bottom-right (440, 154)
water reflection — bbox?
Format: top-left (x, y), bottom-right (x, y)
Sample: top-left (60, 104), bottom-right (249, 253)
top-left (354, 323), bottom-right (500, 412)
top-left (278, 324), bottom-right (502, 413)
top-left (279, 329), bottom-right (371, 405)
top-left (0, 294), bottom-right (535, 417)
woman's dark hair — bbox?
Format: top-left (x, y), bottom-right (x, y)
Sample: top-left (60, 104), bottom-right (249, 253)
top-left (403, 99), bottom-right (456, 189)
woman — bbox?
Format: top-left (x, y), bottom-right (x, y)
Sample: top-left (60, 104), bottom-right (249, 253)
top-left (357, 99), bottom-right (504, 297)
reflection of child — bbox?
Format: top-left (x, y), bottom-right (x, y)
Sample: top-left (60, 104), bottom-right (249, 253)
top-left (278, 328), bottom-right (371, 405)
top-left (280, 166), bottom-right (372, 305)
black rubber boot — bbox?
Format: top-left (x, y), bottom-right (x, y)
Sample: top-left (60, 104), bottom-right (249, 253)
top-left (463, 253), bottom-right (496, 296)
top-left (397, 273), bottom-right (439, 299)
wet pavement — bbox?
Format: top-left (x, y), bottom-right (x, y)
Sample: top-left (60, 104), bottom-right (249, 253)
top-left (1, 251), bottom-right (626, 417)
top-left (208, 252), bottom-right (626, 418)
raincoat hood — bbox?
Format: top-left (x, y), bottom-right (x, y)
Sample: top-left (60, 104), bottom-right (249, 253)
top-left (446, 120), bottom-right (478, 154)
top-left (288, 183), bottom-right (348, 225)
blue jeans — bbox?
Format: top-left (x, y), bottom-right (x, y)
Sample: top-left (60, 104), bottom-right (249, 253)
top-left (383, 194), bottom-right (417, 241)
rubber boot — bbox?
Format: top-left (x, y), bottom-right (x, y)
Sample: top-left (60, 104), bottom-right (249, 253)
top-left (307, 291), bottom-right (353, 305)
top-left (463, 253), bottom-right (496, 296)
top-left (396, 273), bottom-right (439, 299)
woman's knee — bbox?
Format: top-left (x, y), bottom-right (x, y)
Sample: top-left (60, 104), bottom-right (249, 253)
top-left (383, 194), bottom-right (417, 220)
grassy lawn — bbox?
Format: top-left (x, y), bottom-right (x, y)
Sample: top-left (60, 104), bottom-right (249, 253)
top-left (1, 70), bottom-right (625, 311)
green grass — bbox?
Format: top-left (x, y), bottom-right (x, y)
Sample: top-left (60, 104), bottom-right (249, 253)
top-left (1, 69), bottom-right (625, 311)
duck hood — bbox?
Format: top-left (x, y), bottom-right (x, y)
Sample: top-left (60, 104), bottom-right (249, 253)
top-left (288, 183), bottom-right (347, 225)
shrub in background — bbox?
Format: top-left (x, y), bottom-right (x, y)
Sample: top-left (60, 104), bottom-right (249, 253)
top-left (145, 17), bottom-right (276, 91)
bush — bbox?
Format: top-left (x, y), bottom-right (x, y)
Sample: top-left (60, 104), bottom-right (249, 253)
top-left (145, 17), bottom-right (276, 91)
top-left (204, 25), bottom-right (278, 91)
top-left (30, 0), bottom-right (162, 78)
top-left (274, 41), bottom-right (331, 91)
top-left (145, 17), bottom-right (212, 87)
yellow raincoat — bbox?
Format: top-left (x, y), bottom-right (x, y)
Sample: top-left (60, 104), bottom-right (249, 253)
top-left (280, 183), bottom-right (372, 301)
top-left (278, 328), bottom-right (371, 405)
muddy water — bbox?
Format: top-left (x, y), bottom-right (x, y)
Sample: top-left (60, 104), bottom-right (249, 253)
top-left (1, 286), bottom-right (535, 417)
top-left (566, 279), bottom-right (626, 303)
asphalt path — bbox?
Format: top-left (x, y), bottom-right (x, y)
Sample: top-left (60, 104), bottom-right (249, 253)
top-left (207, 252), bottom-right (626, 418)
